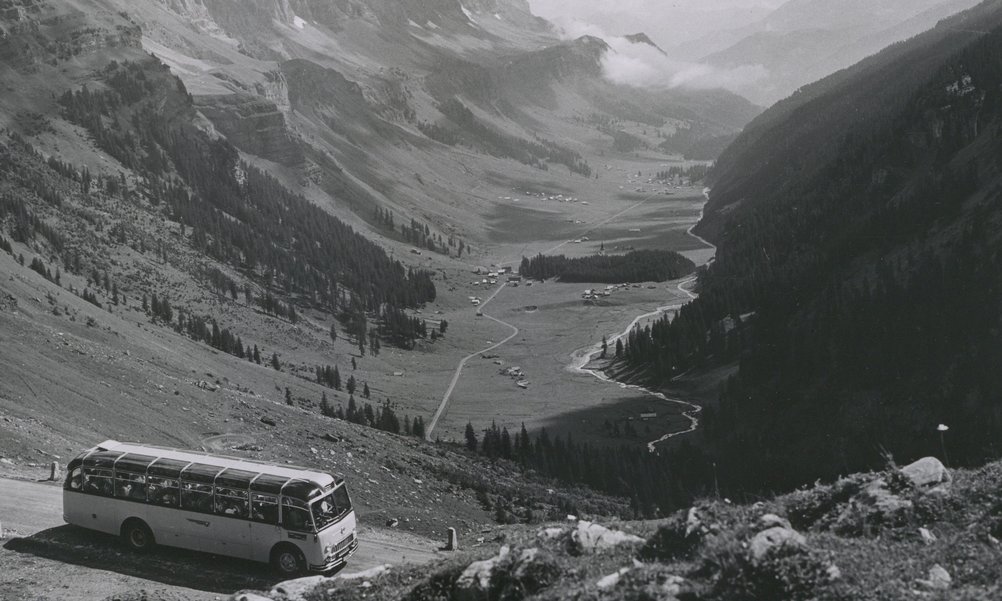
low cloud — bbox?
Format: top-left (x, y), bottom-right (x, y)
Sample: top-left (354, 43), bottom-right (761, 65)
top-left (548, 16), bottom-right (768, 95)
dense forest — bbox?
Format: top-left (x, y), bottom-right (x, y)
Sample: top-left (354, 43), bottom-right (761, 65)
top-left (519, 250), bottom-right (695, 284)
top-left (619, 19), bottom-right (1002, 493)
top-left (58, 59), bottom-right (435, 314)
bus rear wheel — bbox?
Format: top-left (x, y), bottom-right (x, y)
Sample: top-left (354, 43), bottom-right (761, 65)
top-left (121, 519), bottom-right (155, 552)
top-left (271, 544), bottom-right (306, 578)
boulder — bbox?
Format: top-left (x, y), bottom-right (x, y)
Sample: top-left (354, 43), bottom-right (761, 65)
top-left (758, 513), bottom-right (792, 531)
top-left (901, 457), bottom-right (950, 489)
top-left (456, 546), bottom-right (510, 601)
top-left (270, 575), bottom-right (329, 601)
top-left (916, 564), bottom-right (951, 590)
top-left (684, 506), bottom-right (702, 537)
top-left (339, 565), bottom-right (390, 581)
top-left (919, 527), bottom-right (937, 545)
top-left (538, 526), bottom-right (565, 540)
top-left (509, 548), bottom-right (560, 595)
top-left (568, 521), bottom-right (644, 554)
top-left (232, 594), bottom-right (273, 601)
top-left (749, 527), bottom-right (807, 561)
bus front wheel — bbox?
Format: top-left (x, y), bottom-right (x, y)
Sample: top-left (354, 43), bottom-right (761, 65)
top-left (271, 544), bottom-right (306, 577)
top-left (121, 519), bottom-right (155, 552)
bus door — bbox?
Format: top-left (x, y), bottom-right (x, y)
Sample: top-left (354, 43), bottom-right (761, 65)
top-left (211, 478), bottom-right (254, 559)
top-left (248, 492), bottom-right (283, 562)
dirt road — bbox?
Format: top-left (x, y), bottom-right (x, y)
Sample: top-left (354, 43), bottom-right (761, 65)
top-left (0, 478), bottom-right (438, 601)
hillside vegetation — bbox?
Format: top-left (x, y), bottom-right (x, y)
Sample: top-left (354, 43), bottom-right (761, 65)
top-left (618, 0), bottom-right (1002, 494)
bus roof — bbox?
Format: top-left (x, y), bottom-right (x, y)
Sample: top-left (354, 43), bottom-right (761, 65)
top-left (82, 440), bottom-right (338, 490)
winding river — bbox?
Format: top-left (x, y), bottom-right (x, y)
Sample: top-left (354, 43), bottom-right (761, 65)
top-left (568, 188), bottom-right (717, 452)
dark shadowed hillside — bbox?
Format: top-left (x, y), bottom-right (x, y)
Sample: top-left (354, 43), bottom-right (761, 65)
top-left (618, 0), bottom-right (1002, 493)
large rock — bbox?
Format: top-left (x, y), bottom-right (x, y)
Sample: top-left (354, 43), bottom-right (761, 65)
top-left (749, 527), bottom-right (807, 561)
top-left (509, 548), bottom-right (561, 596)
top-left (568, 521), bottom-right (644, 554)
top-left (758, 513), bottom-right (792, 530)
top-left (916, 564), bottom-right (952, 590)
top-left (269, 575), bottom-right (329, 601)
top-left (901, 457), bottom-right (950, 489)
top-left (456, 546), bottom-right (510, 601)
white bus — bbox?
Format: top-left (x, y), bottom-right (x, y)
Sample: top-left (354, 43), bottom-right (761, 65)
top-left (62, 440), bottom-right (358, 576)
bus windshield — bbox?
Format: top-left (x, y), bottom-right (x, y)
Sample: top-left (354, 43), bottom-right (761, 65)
top-left (311, 484), bottom-right (352, 530)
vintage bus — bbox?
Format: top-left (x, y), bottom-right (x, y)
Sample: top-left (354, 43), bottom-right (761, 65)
top-left (62, 440), bottom-right (358, 576)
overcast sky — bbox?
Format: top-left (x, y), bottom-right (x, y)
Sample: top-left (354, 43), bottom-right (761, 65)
top-left (528, 0), bottom-right (783, 46)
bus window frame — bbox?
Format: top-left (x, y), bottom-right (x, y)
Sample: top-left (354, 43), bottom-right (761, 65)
top-left (279, 495), bottom-right (315, 533)
top-left (147, 475), bottom-right (180, 507)
top-left (250, 492), bottom-right (280, 524)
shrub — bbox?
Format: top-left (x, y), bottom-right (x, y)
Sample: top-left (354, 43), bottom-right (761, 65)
top-left (706, 540), bottom-right (835, 601)
top-left (786, 476), bottom-right (865, 531)
top-left (640, 511), bottom-right (701, 562)
top-left (403, 562), bottom-right (466, 601)
top-left (491, 549), bottom-right (561, 601)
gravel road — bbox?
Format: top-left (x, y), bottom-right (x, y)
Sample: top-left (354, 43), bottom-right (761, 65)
top-left (1, 478), bottom-right (438, 601)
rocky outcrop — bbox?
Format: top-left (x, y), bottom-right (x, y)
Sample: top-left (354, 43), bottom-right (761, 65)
top-left (749, 526), bottom-right (807, 561)
top-left (0, 2), bottom-right (141, 73)
top-left (195, 93), bottom-right (304, 166)
top-left (454, 545), bottom-right (560, 601)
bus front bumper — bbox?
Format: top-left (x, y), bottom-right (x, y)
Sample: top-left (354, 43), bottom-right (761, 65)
top-left (310, 537), bottom-right (359, 573)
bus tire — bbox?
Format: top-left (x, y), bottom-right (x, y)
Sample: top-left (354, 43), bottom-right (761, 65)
top-left (121, 518), bottom-right (155, 552)
top-left (271, 543), bottom-right (305, 577)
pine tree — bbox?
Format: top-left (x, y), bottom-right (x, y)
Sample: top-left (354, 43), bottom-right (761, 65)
top-left (363, 382), bottom-right (370, 399)
top-left (346, 375), bottom-right (356, 396)
top-left (601, 335), bottom-right (608, 359)
top-left (285, 387), bottom-right (292, 406)
top-left (465, 422), bottom-right (478, 451)
top-left (271, 352), bottom-right (281, 370)
top-left (253, 345), bottom-right (261, 364)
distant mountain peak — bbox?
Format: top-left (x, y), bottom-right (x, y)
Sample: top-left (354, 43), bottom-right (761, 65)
top-left (624, 32), bottom-right (667, 55)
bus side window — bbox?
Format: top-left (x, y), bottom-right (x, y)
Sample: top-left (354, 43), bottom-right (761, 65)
top-left (251, 493), bottom-right (279, 524)
top-left (181, 482), bottom-right (213, 513)
top-left (281, 498), bottom-right (312, 532)
top-left (115, 472), bottom-right (148, 502)
top-left (82, 468), bottom-right (114, 497)
top-left (148, 476), bottom-right (179, 507)
top-left (214, 486), bottom-right (249, 519)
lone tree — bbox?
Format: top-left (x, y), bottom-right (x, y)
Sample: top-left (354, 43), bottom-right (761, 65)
top-left (363, 382), bottom-right (370, 399)
top-left (465, 422), bottom-right (478, 451)
top-left (285, 387), bottom-right (292, 406)
top-left (271, 352), bottom-right (281, 370)
top-left (601, 335), bottom-right (608, 359)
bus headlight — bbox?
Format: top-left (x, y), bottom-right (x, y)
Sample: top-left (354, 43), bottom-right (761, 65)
top-left (325, 544), bottom-right (333, 556)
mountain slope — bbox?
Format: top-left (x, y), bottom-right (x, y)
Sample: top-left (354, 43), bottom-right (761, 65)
top-left (618, 0), bottom-right (1002, 492)
top-left (694, 0), bottom-right (981, 106)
